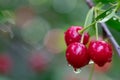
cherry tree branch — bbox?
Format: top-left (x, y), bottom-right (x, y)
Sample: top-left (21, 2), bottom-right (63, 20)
top-left (86, 0), bottom-right (94, 8)
top-left (86, 0), bottom-right (120, 56)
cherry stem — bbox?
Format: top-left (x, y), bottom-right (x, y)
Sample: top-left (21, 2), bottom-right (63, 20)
top-left (80, 33), bottom-right (84, 43)
top-left (86, 0), bottom-right (120, 57)
top-left (88, 64), bottom-right (95, 80)
top-left (94, 8), bottom-right (99, 40)
top-left (95, 23), bottom-right (98, 40)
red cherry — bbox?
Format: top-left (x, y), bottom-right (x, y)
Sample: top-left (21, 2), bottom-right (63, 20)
top-left (66, 42), bottom-right (90, 69)
top-left (64, 26), bottom-right (89, 46)
top-left (29, 53), bottom-right (48, 72)
top-left (0, 54), bottom-right (12, 74)
top-left (88, 40), bottom-right (113, 66)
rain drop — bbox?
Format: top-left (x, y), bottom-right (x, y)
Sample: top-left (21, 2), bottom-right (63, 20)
top-left (68, 64), bottom-right (71, 67)
top-left (73, 68), bottom-right (81, 74)
top-left (106, 11), bottom-right (110, 15)
top-left (89, 60), bottom-right (94, 64)
top-left (113, 17), bottom-right (117, 20)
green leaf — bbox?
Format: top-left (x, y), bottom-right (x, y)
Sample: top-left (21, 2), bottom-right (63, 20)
top-left (106, 18), bottom-right (120, 32)
top-left (88, 25), bottom-right (96, 36)
top-left (93, 0), bottom-right (116, 4)
top-left (84, 7), bottom-right (94, 27)
top-left (99, 11), bottom-right (115, 22)
top-left (95, 6), bottom-right (116, 23)
top-left (96, 6), bottom-right (113, 20)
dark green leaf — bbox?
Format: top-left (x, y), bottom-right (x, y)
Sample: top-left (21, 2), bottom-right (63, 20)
top-left (93, 0), bottom-right (116, 4)
top-left (107, 19), bottom-right (120, 32)
top-left (95, 6), bottom-right (114, 21)
top-left (99, 11), bottom-right (115, 22)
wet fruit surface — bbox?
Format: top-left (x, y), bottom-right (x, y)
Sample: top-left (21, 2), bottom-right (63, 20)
top-left (64, 26), bottom-right (89, 46)
top-left (88, 40), bottom-right (113, 66)
top-left (66, 42), bottom-right (90, 69)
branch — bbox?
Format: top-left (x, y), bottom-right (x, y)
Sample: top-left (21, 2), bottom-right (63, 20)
top-left (86, 0), bottom-right (94, 8)
top-left (86, 0), bottom-right (120, 56)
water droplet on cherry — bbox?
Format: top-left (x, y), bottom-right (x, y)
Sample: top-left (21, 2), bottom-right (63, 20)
top-left (73, 68), bottom-right (81, 74)
top-left (68, 64), bottom-right (71, 67)
top-left (89, 60), bottom-right (94, 64)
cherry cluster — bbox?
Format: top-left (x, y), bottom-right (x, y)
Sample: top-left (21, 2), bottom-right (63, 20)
top-left (64, 26), bottom-right (113, 70)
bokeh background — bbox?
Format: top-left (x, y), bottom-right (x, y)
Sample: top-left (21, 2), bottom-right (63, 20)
top-left (0, 0), bottom-right (120, 80)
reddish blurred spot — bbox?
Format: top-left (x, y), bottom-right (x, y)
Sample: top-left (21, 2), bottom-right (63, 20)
top-left (95, 62), bottom-right (112, 72)
top-left (0, 54), bottom-right (12, 75)
top-left (29, 53), bottom-right (48, 72)
top-left (15, 7), bottom-right (35, 26)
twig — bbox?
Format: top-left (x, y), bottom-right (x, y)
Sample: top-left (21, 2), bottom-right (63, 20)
top-left (86, 0), bottom-right (94, 8)
top-left (86, 0), bottom-right (120, 56)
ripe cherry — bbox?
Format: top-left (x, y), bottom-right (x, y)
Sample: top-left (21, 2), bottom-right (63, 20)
top-left (88, 40), bottom-right (113, 66)
top-left (66, 42), bottom-right (90, 70)
top-left (64, 26), bottom-right (89, 46)
top-left (0, 54), bottom-right (12, 74)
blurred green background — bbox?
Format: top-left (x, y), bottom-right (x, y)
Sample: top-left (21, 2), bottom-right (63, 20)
top-left (0, 0), bottom-right (120, 80)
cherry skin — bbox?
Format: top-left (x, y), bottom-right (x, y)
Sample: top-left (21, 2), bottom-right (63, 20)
top-left (66, 42), bottom-right (90, 69)
top-left (88, 40), bottom-right (113, 66)
top-left (64, 26), bottom-right (89, 46)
